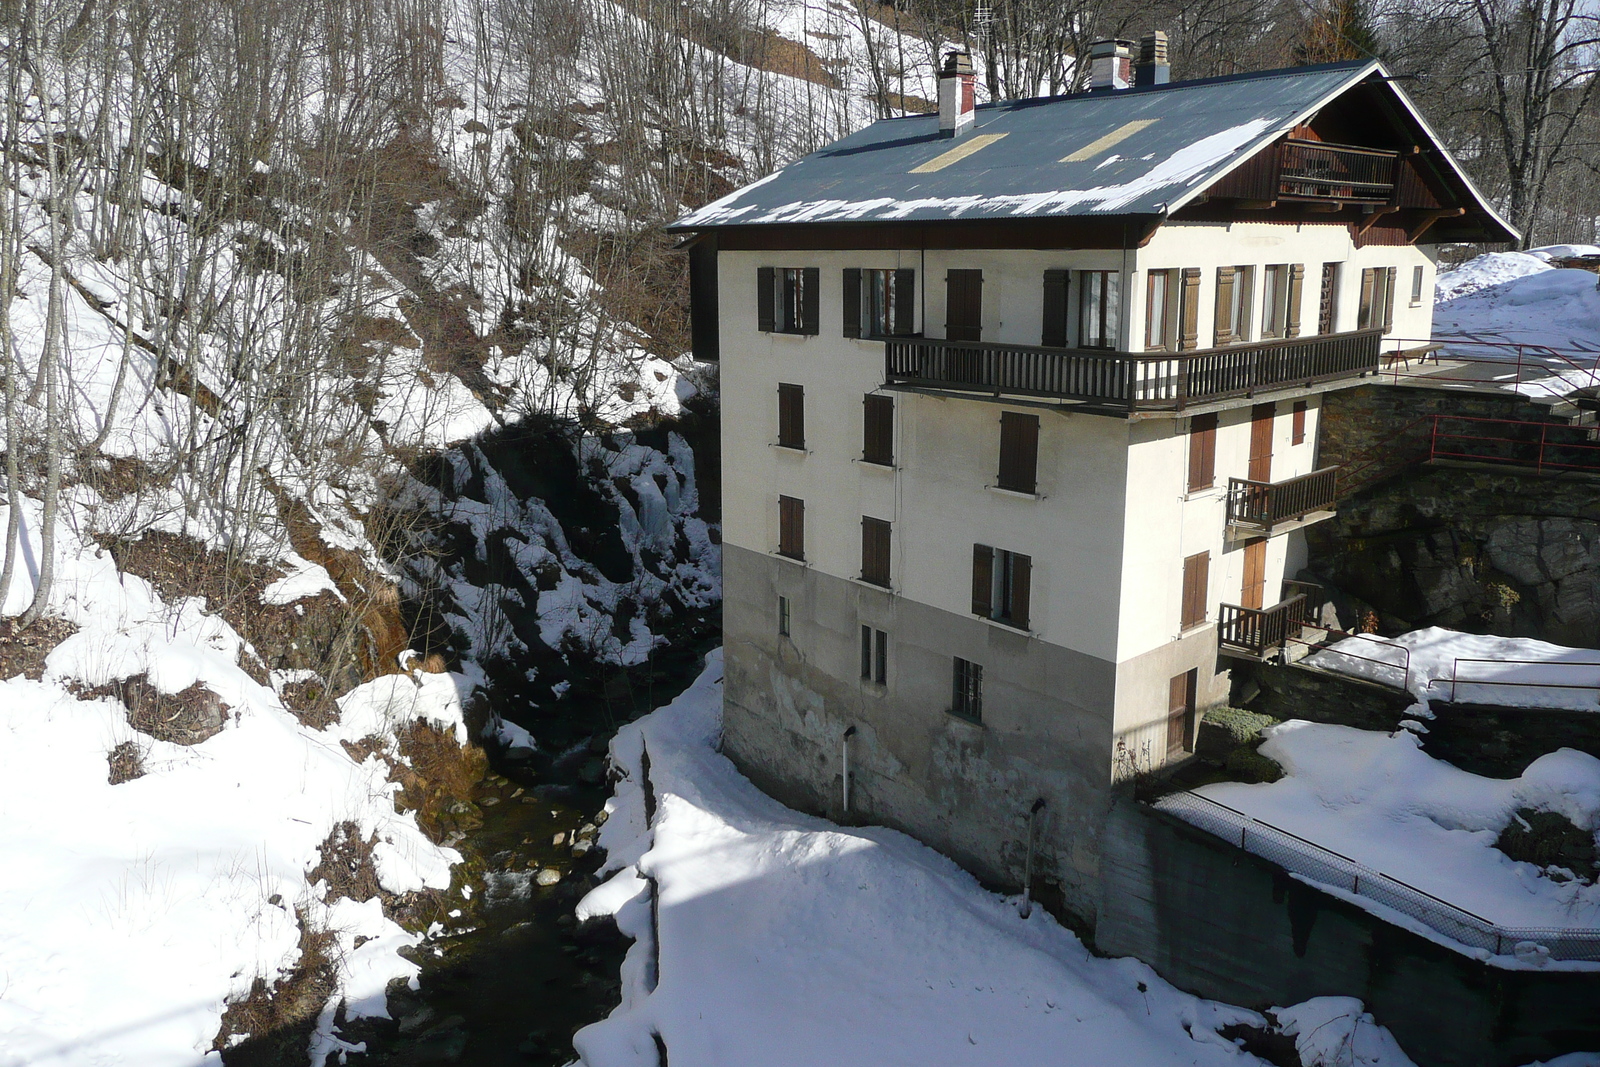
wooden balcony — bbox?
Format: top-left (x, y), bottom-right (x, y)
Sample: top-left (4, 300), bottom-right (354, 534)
top-left (1218, 596), bottom-right (1311, 660)
top-left (1225, 468), bottom-right (1338, 535)
top-left (883, 330), bottom-right (1380, 412)
top-left (1278, 139), bottom-right (1399, 203)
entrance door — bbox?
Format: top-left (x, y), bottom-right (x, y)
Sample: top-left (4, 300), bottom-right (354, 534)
top-left (1248, 402), bottom-right (1275, 482)
top-left (1242, 538), bottom-right (1267, 610)
top-left (946, 269), bottom-right (983, 342)
top-left (1167, 669), bottom-right (1197, 759)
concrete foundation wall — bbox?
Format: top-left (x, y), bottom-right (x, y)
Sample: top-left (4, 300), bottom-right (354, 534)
top-left (722, 543), bottom-right (1117, 921)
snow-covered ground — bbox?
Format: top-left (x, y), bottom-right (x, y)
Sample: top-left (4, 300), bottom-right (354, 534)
top-left (1170, 721), bottom-right (1600, 944)
top-left (570, 651), bottom-right (1434, 1067)
top-left (1306, 626), bottom-right (1600, 711)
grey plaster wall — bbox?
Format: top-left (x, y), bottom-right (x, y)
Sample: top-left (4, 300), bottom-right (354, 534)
top-left (1098, 799), bottom-right (1600, 1067)
top-left (721, 543), bottom-right (1118, 922)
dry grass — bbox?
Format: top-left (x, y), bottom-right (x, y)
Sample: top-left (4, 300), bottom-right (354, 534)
top-left (308, 821), bottom-right (384, 904)
top-left (0, 615), bottom-right (77, 682)
top-left (213, 914), bottom-right (339, 1066)
top-left (107, 741), bottom-right (146, 784)
top-left (81, 674), bottom-right (230, 746)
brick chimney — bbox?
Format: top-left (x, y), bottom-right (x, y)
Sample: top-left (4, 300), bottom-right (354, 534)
top-left (1088, 39), bottom-right (1133, 92)
top-left (939, 51), bottom-right (975, 137)
top-left (1135, 31), bottom-right (1170, 87)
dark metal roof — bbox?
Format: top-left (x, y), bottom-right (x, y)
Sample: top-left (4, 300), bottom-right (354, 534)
top-left (670, 60), bottom-right (1512, 241)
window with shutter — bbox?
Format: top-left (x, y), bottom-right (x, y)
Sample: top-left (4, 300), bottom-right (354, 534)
top-left (863, 394), bottom-right (894, 466)
top-left (951, 658), bottom-right (983, 722)
top-left (1232, 266), bottom-right (1255, 342)
top-left (1167, 670), bottom-right (1197, 758)
top-left (893, 269), bottom-right (915, 335)
top-left (842, 268), bottom-right (862, 338)
top-left (778, 595), bottom-right (791, 636)
top-left (861, 516), bottom-right (891, 587)
top-left (778, 496), bottom-right (804, 560)
top-left (859, 625), bottom-right (888, 683)
top-left (1286, 264), bottom-right (1305, 338)
top-left (946, 270), bottom-right (983, 341)
top-left (1213, 266), bottom-right (1236, 346)
top-left (1187, 413), bottom-right (1217, 492)
top-left (1077, 270), bottom-right (1121, 348)
top-left (1145, 269), bottom-right (1173, 351)
top-left (1249, 402), bottom-right (1275, 483)
top-left (1181, 551), bottom-right (1210, 629)
top-left (1319, 263), bottom-right (1340, 334)
top-left (1358, 267), bottom-right (1377, 329)
top-left (1292, 401), bottom-right (1307, 445)
top-left (1411, 265), bottom-right (1425, 307)
top-left (757, 266), bottom-right (776, 332)
top-left (1242, 538), bottom-right (1267, 610)
top-left (974, 543), bottom-right (1031, 629)
top-left (777, 383), bottom-right (804, 449)
top-left (1262, 264), bottom-right (1291, 338)
top-left (971, 544), bottom-right (993, 617)
top-left (1178, 268), bottom-right (1201, 350)
top-left (1382, 267), bottom-right (1397, 331)
top-left (801, 266), bottom-right (820, 335)
top-left (1042, 269), bottom-right (1069, 346)
top-left (997, 412), bottom-right (1039, 494)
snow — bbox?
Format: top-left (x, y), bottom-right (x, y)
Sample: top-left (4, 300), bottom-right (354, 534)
top-left (1275, 998), bottom-right (1417, 1067)
top-left (263, 552), bottom-right (344, 606)
top-left (572, 651), bottom-right (1426, 1067)
top-left (1305, 626), bottom-right (1600, 711)
top-left (1174, 720), bottom-right (1600, 935)
top-left (1432, 249), bottom-right (1600, 363)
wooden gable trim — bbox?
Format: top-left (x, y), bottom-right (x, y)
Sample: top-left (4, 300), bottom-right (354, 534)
top-left (708, 216), bottom-right (1162, 252)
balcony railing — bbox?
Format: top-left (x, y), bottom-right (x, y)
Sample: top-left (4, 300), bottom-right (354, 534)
top-left (1219, 596), bottom-right (1310, 659)
top-left (1278, 139), bottom-right (1399, 203)
top-left (883, 330), bottom-right (1381, 412)
top-left (1226, 468), bottom-right (1338, 532)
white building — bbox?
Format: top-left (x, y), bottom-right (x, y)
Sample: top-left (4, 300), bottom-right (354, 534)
top-left (671, 41), bottom-right (1516, 924)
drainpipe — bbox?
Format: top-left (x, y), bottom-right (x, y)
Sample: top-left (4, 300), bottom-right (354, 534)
top-left (842, 726), bottom-right (857, 814)
top-left (1019, 798), bottom-right (1047, 919)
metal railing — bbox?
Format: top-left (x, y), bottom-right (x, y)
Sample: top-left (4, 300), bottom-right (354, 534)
top-left (1384, 335), bottom-right (1600, 401)
top-left (1427, 414), bottom-right (1600, 476)
top-left (1226, 468), bottom-right (1338, 530)
top-left (1218, 595), bottom-right (1309, 658)
top-left (1448, 656), bottom-right (1600, 706)
top-left (1292, 629), bottom-right (1413, 692)
top-left (1157, 791), bottom-right (1600, 962)
top-left (1278, 139), bottom-right (1400, 202)
top-left (883, 329), bottom-right (1381, 411)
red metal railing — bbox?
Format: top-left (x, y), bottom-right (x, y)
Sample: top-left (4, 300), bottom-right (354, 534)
top-left (1385, 335), bottom-right (1600, 401)
top-left (1427, 413), bottom-right (1600, 474)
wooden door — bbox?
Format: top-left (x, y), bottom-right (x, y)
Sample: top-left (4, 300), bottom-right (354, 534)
top-left (1248, 402), bottom-right (1275, 482)
top-left (1242, 538), bottom-right (1267, 610)
top-left (946, 269), bottom-right (983, 342)
top-left (1167, 669), bottom-right (1197, 759)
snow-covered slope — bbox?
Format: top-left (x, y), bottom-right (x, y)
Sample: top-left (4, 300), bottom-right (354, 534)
top-left (1434, 247), bottom-right (1600, 355)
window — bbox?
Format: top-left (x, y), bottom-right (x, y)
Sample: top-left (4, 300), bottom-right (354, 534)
top-left (1232, 266), bottom-right (1255, 342)
top-left (863, 394), bottom-right (894, 466)
top-left (756, 266), bottom-right (819, 335)
top-left (1358, 267), bottom-right (1397, 331)
top-left (972, 544), bottom-right (1032, 630)
top-left (777, 383), bottom-right (804, 449)
top-left (1261, 264), bottom-right (1289, 339)
top-left (1077, 270), bottom-right (1121, 349)
top-left (1318, 262), bottom-right (1341, 334)
top-left (861, 516), bottom-right (891, 587)
top-left (1213, 266), bottom-right (1252, 345)
top-left (996, 412), bottom-right (1039, 494)
top-left (778, 495), bottom-right (805, 560)
top-left (1411, 265), bottom-right (1425, 307)
top-left (1043, 269), bottom-right (1069, 346)
top-left (951, 657), bottom-right (983, 722)
top-left (778, 595), bottom-right (792, 636)
top-left (1181, 551), bottom-right (1210, 630)
top-left (1292, 400), bottom-right (1308, 445)
top-left (860, 625), bottom-right (887, 684)
top-left (946, 269), bottom-right (983, 342)
top-left (1145, 269), bottom-right (1173, 350)
top-left (845, 268), bottom-right (914, 338)
top-left (1187, 412), bottom-right (1217, 492)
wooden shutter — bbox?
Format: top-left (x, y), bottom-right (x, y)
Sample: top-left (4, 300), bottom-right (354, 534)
top-left (893, 269), bottom-right (915, 336)
top-left (946, 269), bottom-right (983, 342)
top-left (779, 495), bottom-right (804, 559)
top-left (1187, 412), bottom-right (1217, 492)
top-left (1318, 263), bottom-right (1338, 334)
top-left (1358, 267), bottom-right (1376, 329)
top-left (1242, 538), bottom-right (1267, 610)
top-left (757, 267), bottom-right (776, 332)
top-left (971, 544), bottom-right (993, 617)
top-left (997, 412), bottom-right (1039, 493)
top-left (1167, 670), bottom-right (1196, 758)
top-left (861, 517), bottom-right (891, 586)
top-left (1286, 264), bottom-right (1305, 338)
top-left (1010, 552), bottom-right (1032, 631)
top-left (1382, 267), bottom-right (1397, 331)
top-left (1213, 266), bottom-right (1236, 346)
top-left (1292, 400), bottom-right (1307, 445)
top-left (863, 394), bottom-right (894, 465)
top-left (842, 268), bottom-right (861, 338)
top-left (1181, 551), bottom-right (1209, 628)
top-left (1178, 268), bottom-right (1201, 351)
top-left (1249, 402), bottom-right (1275, 482)
top-left (689, 238), bottom-right (720, 362)
top-left (777, 383), bottom-right (804, 449)
top-left (800, 267), bottom-right (820, 335)
top-left (1041, 269), bottom-right (1068, 347)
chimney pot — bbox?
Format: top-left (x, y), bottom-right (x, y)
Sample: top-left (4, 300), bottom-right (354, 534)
top-left (1136, 31), bottom-right (1171, 87)
top-left (1088, 39), bottom-right (1134, 92)
top-left (939, 50), bottom-right (976, 137)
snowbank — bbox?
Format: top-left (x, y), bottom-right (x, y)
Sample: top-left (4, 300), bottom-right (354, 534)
top-left (1183, 721), bottom-right (1600, 933)
top-left (571, 652), bottom-right (1424, 1067)
top-left (1305, 626), bottom-right (1600, 711)
top-left (1433, 249), bottom-right (1600, 360)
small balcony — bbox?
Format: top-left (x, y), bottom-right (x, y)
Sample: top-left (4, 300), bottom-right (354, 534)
top-left (1218, 596), bottom-right (1311, 660)
top-left (883, 330), bottom-right (1380, 413)
top-left (1278, 139), bottom-right (1399, 203)
top-left (1225, 468), bottom-right (1338, 537)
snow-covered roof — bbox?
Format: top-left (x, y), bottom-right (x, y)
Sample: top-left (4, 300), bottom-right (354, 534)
top-left (671, 60), bottom-right (1515, 241)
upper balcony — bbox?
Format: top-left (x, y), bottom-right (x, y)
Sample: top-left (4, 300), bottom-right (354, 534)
top-left (1277, 139), bottom-right (1400, 203)
top-left (883, 329), bottom-right (1381, 413)
top-left (1225, 468), bottom-right (1338, 538)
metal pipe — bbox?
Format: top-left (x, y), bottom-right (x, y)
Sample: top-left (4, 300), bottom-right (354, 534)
top-left (842, 726), bottom-right (857, 814)
top-left (1019, 798), bottom-right (1046, 919)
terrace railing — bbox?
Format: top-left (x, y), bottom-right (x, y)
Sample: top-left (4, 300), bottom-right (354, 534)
top-left (1218, 595), bottom-right (1309, 658)
top-left (1278, 139), bottom-right (1400, 202)
top-left (1226, 468), bottom-right (1339, 531)
top-left (883, 329), bottom-right (1381, 412)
